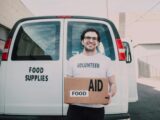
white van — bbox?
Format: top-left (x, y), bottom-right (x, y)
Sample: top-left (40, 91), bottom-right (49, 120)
top-left (0, 16), bottom-right (138, 119)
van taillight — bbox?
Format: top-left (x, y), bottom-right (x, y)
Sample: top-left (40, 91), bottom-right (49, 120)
top-left (2, 38), bottom-right (12, 61)
top-left (116, 39), bottom-right (126, 61)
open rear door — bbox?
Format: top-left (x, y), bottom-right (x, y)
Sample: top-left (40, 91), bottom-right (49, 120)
top-left (123, 41), bottom-right (138, 102)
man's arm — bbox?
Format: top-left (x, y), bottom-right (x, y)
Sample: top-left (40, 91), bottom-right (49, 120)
top-left (108, 75), bottom-right (117, 97)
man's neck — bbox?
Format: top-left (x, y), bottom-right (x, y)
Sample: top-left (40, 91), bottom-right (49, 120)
top-left (82, 50), bottom-right (97, 56)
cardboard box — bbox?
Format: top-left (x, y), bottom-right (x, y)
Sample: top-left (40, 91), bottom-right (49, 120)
top-left (64, 77), bottom-right (109, 104)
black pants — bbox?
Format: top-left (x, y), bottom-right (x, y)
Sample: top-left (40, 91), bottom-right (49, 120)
top-left (67, 105), bottom-right (104, 120)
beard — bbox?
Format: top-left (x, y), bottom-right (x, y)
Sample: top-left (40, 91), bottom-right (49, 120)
top-left (84, 46), bottom-right (96, 52)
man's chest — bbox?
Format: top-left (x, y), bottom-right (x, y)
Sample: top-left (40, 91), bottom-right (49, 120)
top-left (72, 61), bottom-right (107, 77)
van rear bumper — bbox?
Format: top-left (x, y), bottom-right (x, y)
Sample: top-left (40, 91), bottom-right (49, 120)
top-left (0, 113), bottom-right (130, 120)
top-left (105, 113), bottom-right (130, 119)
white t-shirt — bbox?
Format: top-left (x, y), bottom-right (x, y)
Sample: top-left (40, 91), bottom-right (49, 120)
top-left (67, 53), bottom-right (114, 108)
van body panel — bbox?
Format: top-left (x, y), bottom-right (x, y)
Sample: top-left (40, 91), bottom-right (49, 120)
top-left (104, 62), bottom-right (128, 114)
top-left (123, 40), bottom-right (138, 102)
top-left (0, 63), bottom-right (7, 114)
top-left (5, 61), bottom-right (63, 115)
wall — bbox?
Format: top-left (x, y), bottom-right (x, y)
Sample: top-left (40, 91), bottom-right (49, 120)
top-left (134, 44), bottom-right (160, 79)
top-left (0, 0), bottom-right (33, 28)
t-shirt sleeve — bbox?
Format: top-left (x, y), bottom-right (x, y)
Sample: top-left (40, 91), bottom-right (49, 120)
top-left (66, 59), bottom-right (73, 77)
top-left (106, 58), bottom-right (114, 77)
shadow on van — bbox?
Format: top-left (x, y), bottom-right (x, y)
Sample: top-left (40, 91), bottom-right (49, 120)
top-left (0, 50), bottom-right (2, 64)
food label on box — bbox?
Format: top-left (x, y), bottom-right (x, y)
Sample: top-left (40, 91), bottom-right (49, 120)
top-left (70, 90), bottom-right (89, 97)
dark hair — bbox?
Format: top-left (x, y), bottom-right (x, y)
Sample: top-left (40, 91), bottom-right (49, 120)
top-left (81, 28), bottom-right (100, 42)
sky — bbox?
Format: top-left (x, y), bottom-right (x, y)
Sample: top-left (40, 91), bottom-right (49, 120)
top-left (21, 0), bottom-right (160, 45)
top-left (22, 0), bottom-right (108, 17)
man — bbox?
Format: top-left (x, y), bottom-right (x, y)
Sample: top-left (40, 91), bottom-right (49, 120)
top-left (67, 28), bottom-right (117, 120)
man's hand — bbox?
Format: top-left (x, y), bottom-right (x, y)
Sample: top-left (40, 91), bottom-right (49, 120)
top-left (104, 93), bottom-right (112, 105)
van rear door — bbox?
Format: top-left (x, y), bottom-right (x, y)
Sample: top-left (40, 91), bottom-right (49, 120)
top-left (5, 19), bottom-right (64, 115)
top-left (63, 18), bottom-right (128, 115)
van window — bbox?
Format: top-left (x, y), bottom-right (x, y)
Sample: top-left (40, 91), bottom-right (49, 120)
top-left (12, 22), bottom-right (60, 60)
top-left (67, 22), bottom-right (115, 60)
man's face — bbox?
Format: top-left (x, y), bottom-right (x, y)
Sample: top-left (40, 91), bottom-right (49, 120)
top-left (82, 31), bottom-right (99, 52)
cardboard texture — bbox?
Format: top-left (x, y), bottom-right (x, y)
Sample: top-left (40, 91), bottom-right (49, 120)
top-left (64, 77), bottom-right (109, 104)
